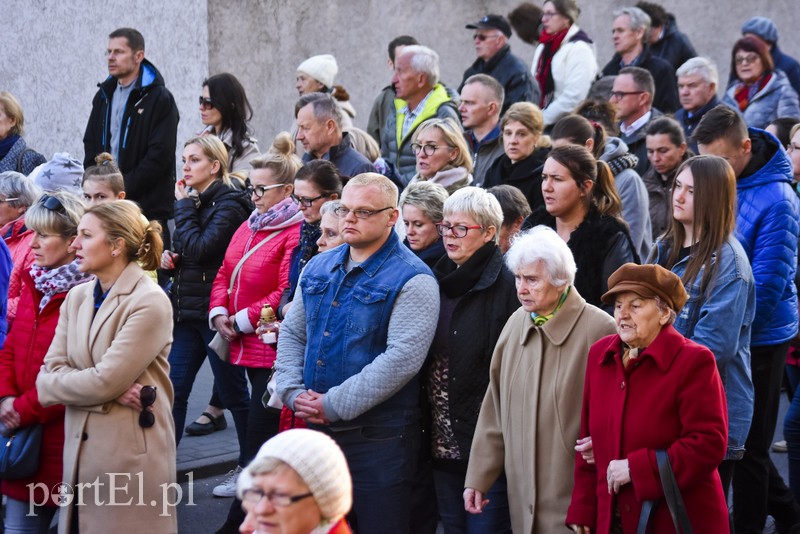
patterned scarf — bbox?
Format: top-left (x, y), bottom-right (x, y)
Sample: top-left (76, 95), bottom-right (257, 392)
top-left (297, 220), bottom-right (321, 271)
top-left (530, 286), bottom-right (571, 326)
top-left (605, 152), bottom-right (639, 177)
top-left (248, 197), bottom-right (301, 232)
top-left (30, 259), bottom-right (94, 311)
top-left (733, 72), bottom-right (773, 112)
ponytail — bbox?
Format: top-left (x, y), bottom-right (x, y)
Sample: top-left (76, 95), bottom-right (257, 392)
top-left (593, 161), bottom-right (624, 223)
top-left (137, 216), bottom-right (163, 271)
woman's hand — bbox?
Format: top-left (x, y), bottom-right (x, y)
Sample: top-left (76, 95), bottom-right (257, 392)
top-left (575, 436), bottom-right (595, 464)
top-left (213, 315), bottom-right (238, 341)
top-left (0, 396), bottom-right (21, 430)
top-left (116, 383), bottom-right (145, 411)
top-left (569, 525), bottom-right (592, 533)
top-left (175, 180), bottom-right (189, 200)
top-left (607, 458), bottom-right (631, 494)
top-left (160, 250), bottom-right (179, 270)
top-left (463, 488), bottom-right (489, 514)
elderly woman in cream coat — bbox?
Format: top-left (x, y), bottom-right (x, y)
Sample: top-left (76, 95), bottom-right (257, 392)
top-left (463, 226), bottom-right (615, 533)
top-left (37, 200), bottom-right (176, 534)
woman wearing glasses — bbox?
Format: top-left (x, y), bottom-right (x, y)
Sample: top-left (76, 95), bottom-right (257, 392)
top-left (408, 118), bottom-right (473, 195)
top-left (279, 160), bottom-right (343, 318)
top-left (37, 200), bottom-right (176, 533)
top-left (199, 73), bottom-right (261, 175)
top-left (209, 132), bottom-right (303, 534)
top-left (160, 136), bottom-right (251, 455)
top-left (425, 187), bottom-right (519, 533)
top-left (722, 36), bottom-right (800, 129)
top-left (0, 192), bottom-right (90, 532)
top-left (484, 102), bottom-right (549, 212)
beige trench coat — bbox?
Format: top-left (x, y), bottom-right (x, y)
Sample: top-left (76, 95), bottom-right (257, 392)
top-left (37, 262), bottom-right (176, 534)
top-left (465, 288), bottom-right (616, 533)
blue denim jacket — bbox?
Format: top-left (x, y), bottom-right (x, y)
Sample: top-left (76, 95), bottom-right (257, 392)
top-left (300, 231), bottom-right (432, 429)
top-left (653, 236), bottom-right (756, 459)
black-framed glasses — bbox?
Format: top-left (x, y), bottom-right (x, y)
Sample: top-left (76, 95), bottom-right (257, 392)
top-left (139, 386), bottom-right (157, 428)
top-left (541, 11), bottom-right (559, 18)
top-left (291, 193), bottom-right (327, 207)
top-left (609, 91), bottom-right (644, 100)
top-left (241, 488), bottom-right (313, 508)
top-left (410, 143), bottom-right (453, 157)
top-left (436, 223), bottom-right (483, 238)
top-left (333, 206), bottom-right (393, 219)
top-left (246, 183), bottom-right (285, 198)
top-left (40, 195), bottom-right (66, 213)
top-left (734, 54), bottom-right (759, 66)
top-left (198, 96), bottom-right (215, 110)
top-left (0, 197), bottom-right (19, 204)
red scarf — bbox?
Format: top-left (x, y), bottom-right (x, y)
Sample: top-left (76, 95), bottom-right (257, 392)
top-left (733, 72), bottom-right (772, 112)
top-left (535, 28), bottom-right (569, 107)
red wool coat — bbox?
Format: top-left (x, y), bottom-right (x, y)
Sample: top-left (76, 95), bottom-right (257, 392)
top-left (209, 220), bottom-right (300, 368)
top-left (0, 269), bottom-right (68, 504)
top-left (567, 325), bottom-right (729, 533)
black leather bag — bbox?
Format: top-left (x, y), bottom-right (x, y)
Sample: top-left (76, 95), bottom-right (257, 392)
top-left (637, 449), bottom-right (694, 534)
top-left (0, 424), bottom-right (43, 480)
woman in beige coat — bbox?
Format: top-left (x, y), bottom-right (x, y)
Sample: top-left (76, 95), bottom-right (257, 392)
top-left (37, 200), bottom-right (176, 534)
top-left (463, 226), bottom-right (616, 533)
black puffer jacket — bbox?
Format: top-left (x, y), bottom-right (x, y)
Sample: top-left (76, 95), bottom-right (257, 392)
top-left (169, 180), bottom-right (252, 323)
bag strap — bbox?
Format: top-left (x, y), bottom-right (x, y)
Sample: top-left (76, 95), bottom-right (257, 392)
top-left (228, 230), bottom-right (281, 295)
top-left (636, 450), bottom-right (694, 534)
top-left (656, 449), bottom-right (693, 534)
top-left (15, 148), bottom-right (36, 173)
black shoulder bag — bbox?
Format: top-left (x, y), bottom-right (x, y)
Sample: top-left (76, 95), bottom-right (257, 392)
top-left (637, 449), bottom-right (694, 534)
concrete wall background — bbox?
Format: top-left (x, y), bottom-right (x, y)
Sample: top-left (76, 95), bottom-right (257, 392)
top-left (2, 0), bottom-right (798, 166)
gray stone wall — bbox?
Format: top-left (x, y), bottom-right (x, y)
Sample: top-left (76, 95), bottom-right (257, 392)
top-left (3, 0), bottom-right (798, 165)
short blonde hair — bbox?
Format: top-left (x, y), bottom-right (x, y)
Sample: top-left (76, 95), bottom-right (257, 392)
top-left (501, 102), bottom-right (544, 137)
top-left (0, 92), bottom-right (24, 137)
top-left (413, 118), bottom-right (474, 173)
top-left (26, 191), bottom-right (85, 238)
top-left (85, 200), bottom-right (163, 270)
top-left (399, 181), bottom-right (449, 223)
top-left (443, 186), bottom-right (502, 243)
top-left (345, 173), bottom-right (399, 208)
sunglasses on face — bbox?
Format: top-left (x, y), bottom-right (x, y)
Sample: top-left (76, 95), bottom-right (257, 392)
top-left (198, 96), bottom-right (215, 110)
top-left (139, 386), bottom-right (157, 428)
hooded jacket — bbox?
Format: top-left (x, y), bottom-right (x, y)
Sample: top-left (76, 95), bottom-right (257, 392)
top-left (649, 14), bottom-right (697, 71)
top-left (735, 128), bottom-right (800, 346)
top-left (83, 59), bottom-right (180, 221)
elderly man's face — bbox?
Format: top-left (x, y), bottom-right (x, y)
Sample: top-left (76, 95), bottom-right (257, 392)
top-left (473, 29), bottom-right (506, 61)
top-left (614, 292), bottom-right (669, 348)
top-left (514, 260), bottom-right (564, 316)
top-left (295, 103), bottom-right (335, 158)
top-left (392, 53), bottom-right (425, 101)
top-left (677, 74), bottom-right (716, 114)
top-left (611, 14), bottom-right (643, 56)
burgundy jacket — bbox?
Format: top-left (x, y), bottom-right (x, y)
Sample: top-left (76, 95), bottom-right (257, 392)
top-left (567, 325), bottom-right (729, 533)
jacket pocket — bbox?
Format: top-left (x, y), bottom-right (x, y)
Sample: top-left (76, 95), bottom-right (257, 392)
top-left (347, 286), bottom-right (391, 334)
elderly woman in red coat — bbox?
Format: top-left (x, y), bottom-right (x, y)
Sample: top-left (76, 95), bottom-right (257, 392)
top-left (567, 263), bottom-right (729, 533)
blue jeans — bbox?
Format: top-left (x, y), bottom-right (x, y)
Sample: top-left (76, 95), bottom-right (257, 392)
top-left (168, 321), bottom-right (249, 461)
top-left (433, 469), bottom-right (511, 534)
top-left (4, 497), bottom-right (57, 534)
top-left (314, 422), bottom-right (420, 534)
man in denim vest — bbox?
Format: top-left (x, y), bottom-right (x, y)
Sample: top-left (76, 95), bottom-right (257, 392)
top-left (275, 172), bottom-right (439, 533)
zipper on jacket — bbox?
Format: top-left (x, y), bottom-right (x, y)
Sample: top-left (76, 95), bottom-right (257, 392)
top-left (100, 87), bottom-right (110, 150)
top-left (121, 116), bottom-right (132, 151)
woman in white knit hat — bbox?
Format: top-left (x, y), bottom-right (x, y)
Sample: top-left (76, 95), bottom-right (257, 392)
top-left (295, 55), bottom-right (356, 127)
top-left (237, 428), bottom-right (353, 534)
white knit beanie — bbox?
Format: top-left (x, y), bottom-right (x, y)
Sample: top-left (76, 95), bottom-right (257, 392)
top-left (28, 152), bottom-right (84, 196)
top-left (297, 55), bottom-right (338, 89)
top-left (243, 429), bottom-right (352, 521)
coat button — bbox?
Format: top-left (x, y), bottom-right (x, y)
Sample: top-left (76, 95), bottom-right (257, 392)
top-left (317, 360), bottom-right (324, 367)
top-left (82, 432), bottom-right (88, 441)
top-left (620, 381), bottom-right (625, 389)
top-left (323, 331), bottom-right (330, 337)
top-left (332, 301), bottom-right (339, 307)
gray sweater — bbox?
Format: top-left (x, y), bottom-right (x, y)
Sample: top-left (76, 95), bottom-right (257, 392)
top-left (274, 272), bottom-right (440, 423)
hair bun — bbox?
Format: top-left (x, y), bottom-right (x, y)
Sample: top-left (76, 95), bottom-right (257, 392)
top-left (94, 152), bottom-right (116, 166)
top-left (270, 132), bottom-right (295, 157)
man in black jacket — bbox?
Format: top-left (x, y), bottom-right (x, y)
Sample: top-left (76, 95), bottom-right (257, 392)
top-left (460, 14), bottom-right (538, 114)
top-left (636, 1), bottom-right (697, 72)
top-left (83, 28), bottom-right (179, 230)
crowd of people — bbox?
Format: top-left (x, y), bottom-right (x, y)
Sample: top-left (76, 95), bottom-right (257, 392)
top-left (1, 3), bottom-right (800, 533)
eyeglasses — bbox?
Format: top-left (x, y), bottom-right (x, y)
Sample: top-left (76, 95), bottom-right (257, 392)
top-left (541, 11), bottom-right (560, 18)
top-left (735, 54), bottom-right (760, 66)
top-left (246, 183), bottom-right (285, 198)
top-left (0, 197), bottom-right (19, 204)
top-left (198, 96), bottom-right (215, 110)
top-left (241, 488), bottom-right (313, 508)
top-left (291, 193), bottom-right (327, 207)
top-left (788, 143), bottom-right (800, 153)
top-left (436, 223), bottom-right (483, 238)
top-left (609, 91), bottom-right (644, 100)
top-left (40, 195), bottom-right (66, 213)
top-left (472, 33), bottom-right (499, 42)
top-left (333, 206), bottom-right (393, 219)
top-left (139, 386), bottom-right (157, 428)
top-left (410, 143), bottom-right (453, 157)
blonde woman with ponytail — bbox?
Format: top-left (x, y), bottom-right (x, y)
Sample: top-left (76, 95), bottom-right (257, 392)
top-left (36, 200), bottom-right (178, 533)
top-left (526, 144), bottom-right (637, 311)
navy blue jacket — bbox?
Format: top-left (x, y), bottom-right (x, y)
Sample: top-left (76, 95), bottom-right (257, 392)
top-left (460, 45), bottom-right (539, 114)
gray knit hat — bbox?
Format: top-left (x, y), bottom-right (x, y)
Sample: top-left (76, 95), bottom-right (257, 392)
top-left (741, 16), bottom-right (779, 44)
top-left (297, 55), bottom-right (338, 89)
top-left (239, 429), bottom-right (352, 521)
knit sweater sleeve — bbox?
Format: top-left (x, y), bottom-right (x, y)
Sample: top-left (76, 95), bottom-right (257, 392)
top-left (323, 273), bottom-right (440, 422)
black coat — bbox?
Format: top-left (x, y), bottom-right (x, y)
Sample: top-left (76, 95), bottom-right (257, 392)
top-left (483, 147), bottom-right (548, 212)
top-left (460, 45), bottom-right (539, 114)
top-left (602, 48), bottom-right (680, 115)
top-left (83, 59), bottom-right (180, 221)
top-left (169, 181), bottom-right (252, 323)
top-left (430, 244), bottom-right (519, 462)
top-left (649, 16), bottom-right (697, 72)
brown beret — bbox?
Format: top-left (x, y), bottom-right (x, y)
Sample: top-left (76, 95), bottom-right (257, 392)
top-left (601, 263), bottom-right (688, 312)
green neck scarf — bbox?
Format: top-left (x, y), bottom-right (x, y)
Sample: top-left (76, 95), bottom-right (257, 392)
top-left (531, 286), bottom-right (571, 326)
